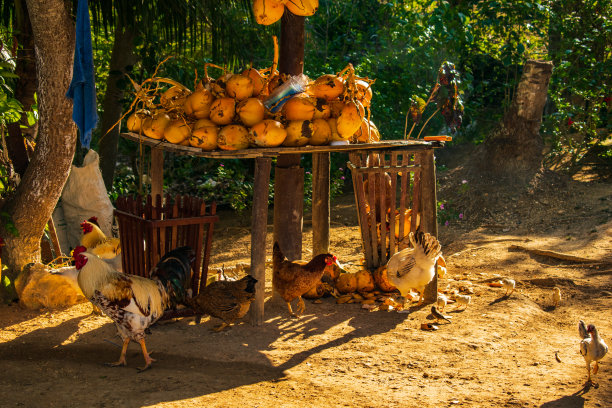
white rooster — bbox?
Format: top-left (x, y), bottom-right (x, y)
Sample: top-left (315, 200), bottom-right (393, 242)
top-left (578, 320), bottom-right (608, 385)
top-left (386, 231), bottom-right (442, 307)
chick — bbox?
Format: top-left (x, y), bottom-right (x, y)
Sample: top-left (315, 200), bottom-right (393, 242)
top-left (501, 278), bottom-right (515, 297)
top-left (437, 293), bottom-right (448, 312)
top-left (552, 287), bottom-right (561, 307)
top-left (455, 294), bottom-right (471, 309)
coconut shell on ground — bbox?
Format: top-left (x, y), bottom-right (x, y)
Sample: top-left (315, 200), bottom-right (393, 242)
top-left (15, 264), bottom-right (86, 310)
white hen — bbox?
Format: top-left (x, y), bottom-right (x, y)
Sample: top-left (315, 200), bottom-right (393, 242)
top-left (579, 320), bottom-right (608, 384)
top-left (386, 231), bottom-right (442, 306)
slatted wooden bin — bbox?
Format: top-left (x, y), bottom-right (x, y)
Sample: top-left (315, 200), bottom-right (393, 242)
top-left (114, 194), bottom-right (218, 297)
top-left (348, 150), bottom-right (423, 270)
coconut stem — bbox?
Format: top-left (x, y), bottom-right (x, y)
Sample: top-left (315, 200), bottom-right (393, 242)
top-left (416, 108), bottom-right (440, 139)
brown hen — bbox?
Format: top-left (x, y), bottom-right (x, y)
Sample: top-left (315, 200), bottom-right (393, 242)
top-left (190, 275), bottom-right (257, 331)
top-left (273, 242), bottom-right (338, 317)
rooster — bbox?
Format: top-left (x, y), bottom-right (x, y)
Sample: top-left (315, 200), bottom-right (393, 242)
top-left (385, 231), bottom-right (442, 307)
top-left (73, 245), bottom-right (193, 371)
top-left (579, 320), bottom-right (608, 385)
top-left (273, 242), bottom-right (339, 318)
top-left (80, 217), bottom-right (122, 271)
top-left (190, 275), bottom-right (257, 331)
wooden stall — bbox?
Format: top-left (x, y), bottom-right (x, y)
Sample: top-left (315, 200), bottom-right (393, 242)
top-left (120, 132), bottom-right (443, 323)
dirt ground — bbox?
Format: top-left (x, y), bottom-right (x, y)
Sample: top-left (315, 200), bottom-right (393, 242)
top-left (1, 147), bottom-right (611, 408)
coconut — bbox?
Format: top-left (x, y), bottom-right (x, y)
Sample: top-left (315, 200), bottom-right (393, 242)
top-left (337, 101), bottom-right (364, 139)
top-left (285, 0), bottom-right (318, 16)
top-left (354, 119), bottom-right (380, 143)
top-left (184, 89), bottom-right (214, 119)
top-left (242, 68), bottom-right (266, 96)
top-left (209, 97), bottom-right (236, 125)
top-left (142, 112), bottom-right (171, 140)
top-left (313, 99), bottom-right (331, 119)
top-left (163, 120), bottom-right (191, 144)
top-left (355, 79), bottom-right (373, 108)
top-left (217, 124), bottom-right (249, 150)
top-left (335, 272), bottom-right (357, 294)
top-left (249, 120), bottom-right (287, 147)
top-left (236, 98), bottom-right (265, 127)
top-left (328, 100), bottom-right (344, 117)
top-left (373, 265), bottom-right (396, 292)
top-left (160, 86), bottom-right (190, 110)
top-left (126, 110), bottom-right (149, 133)
top-left (190, 125), bottom-right (218, 151)
top-left (394, 209), bottom-right (421, 239)
top-left (309, 118), bottom-right (331, 146)
top-left (253, 0), bottom-right (285, 25)
top-left (327, 118), bottom-right (344, 141)
top-left (226, 74), bottom-right (254, 101)
top-left (311, 74), bottom-right (345, 100)
top-left (355, 270), bottom-right (375, 292)
top-left (282, 93), bottom-right (316, 121)
top-left (283, 120), bottom-right (312, 147)
top-left (266, 73), bottom-right (283, 94)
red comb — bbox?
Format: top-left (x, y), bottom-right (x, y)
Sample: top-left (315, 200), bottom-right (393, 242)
top-left (80, 221), bottom-right (93, 234)
top-left (73, 246), bottom-right (87, 259)
top-left (87, 216), bottom-right (99, 225)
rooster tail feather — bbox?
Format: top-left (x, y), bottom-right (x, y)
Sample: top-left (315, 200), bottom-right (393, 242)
top-left (578, 320), bottom-right (589, 339)
top-left (273, 242), bottom-right (285, 267)
top-left (414, 231), bottom-right (442, 260)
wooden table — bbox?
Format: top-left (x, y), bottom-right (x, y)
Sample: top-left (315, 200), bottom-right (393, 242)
top-left (121, 132), bottom-right (444, 323)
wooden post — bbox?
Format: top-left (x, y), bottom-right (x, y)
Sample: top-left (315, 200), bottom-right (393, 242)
top-left (273, 10), bottom-right (306, 260)
top-left (418, 149), bottom-right (438, 304)
top-left (250, 157), bottom-right (272, 325)
top-left (150, 147), bottom-right (164, 200)
top-left (312, 152), bottom-right (330, 255)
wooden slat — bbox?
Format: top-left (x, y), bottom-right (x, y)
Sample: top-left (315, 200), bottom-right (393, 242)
top-left (388, 153), bottom-right (398, 257)
top-left (377, 155), bottom-right (388, 264)
top-left (312, 152), bottom-right (330, 255)
top-left (349, 153), bottom-right (372, 269)
top-left (366, 158), bottom-right (378, 268)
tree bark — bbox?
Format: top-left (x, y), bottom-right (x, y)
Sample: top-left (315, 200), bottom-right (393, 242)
top-left (98, 20), bottom-right (137, 190)
top-left (0, 0), bottom-right (76, 274)
top-left (480, 60), bottom-right (553, 177)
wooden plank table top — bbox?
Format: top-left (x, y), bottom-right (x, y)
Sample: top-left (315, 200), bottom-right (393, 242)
top-left (120, 132), bottom-right (444, 158)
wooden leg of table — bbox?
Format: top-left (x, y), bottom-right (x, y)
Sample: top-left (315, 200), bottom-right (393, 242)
top-left (419, 150), bottom-right (438, 304)
top-left (250, 157), bottom-right (272, 326)
top-left (150, 147), bottom-right (164, 200)
top-left (312, 152), bottom-right (330, 256)
top-left (273, 154), bottom-right (304, 261)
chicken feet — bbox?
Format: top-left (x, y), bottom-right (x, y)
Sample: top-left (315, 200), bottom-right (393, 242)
top-left (213, 322), bottom-right (229, 332)
top-left (285, 296), bottom-right (306, 318)
top-left (106, 338), bottom-right (130, 367)
top-left (136, 338), bottom-right (155, 372)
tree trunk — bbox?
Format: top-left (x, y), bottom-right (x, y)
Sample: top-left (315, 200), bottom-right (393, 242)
top-left (98, 20), bottom-right (137, 190)
top-left (480, 60), bottom-right (553, 177)
top-left (0, 0), bottom-right (76, 275)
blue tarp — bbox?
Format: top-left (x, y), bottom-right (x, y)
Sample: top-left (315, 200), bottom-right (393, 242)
top-left (66, 0), bottom-right (98, 148)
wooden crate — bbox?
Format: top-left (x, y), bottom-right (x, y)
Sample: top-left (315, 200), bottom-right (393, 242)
top-left (348, 150), bottom-right (423, 270)
top-left (114, 194), bottom-right (218, 296)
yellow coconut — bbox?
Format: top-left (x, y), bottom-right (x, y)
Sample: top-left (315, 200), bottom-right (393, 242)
top-left (282, 93), bottom-right (316, 121)
top-left (160, 86), bottom-right (190, 110)
top-left (373, 265), bottom-right (396, 292)
top-left (209, 97), bottom-right (236, 125)
top-left (355, 79), bottom-right (373, 108)
top-left (329, 100), bottom-right (344, 117)
top-left (249, 119), bottom-right (287, 147)
top-left (267, 73), bottom-right (283, 94)
top-left (394, 209), bottom-right (421, 239)
top-left (328, 118), bottom-right (345, 141)
top-left (283, 120), bottom-right (312, 147)
top-left (226, 74), bottom-right (254, 101)
top-left (354, 119), bottom-right (380, 143)
top-left (126, 111), bottom-right (149, 133)
top-left (355, 270), bottom-right (375, 292)
top-left (336, 272), bottom-right (357, 294)
top-left (184, 89), bottom-right (214, 119)
top-left (285, 0), bottom-right (318, 16)
top-left (217, 124), bottom-right (250, 150)
top-left (192, 118), bottom-right (216, 131)
top-left (336, 100), bottom-right (364, 139)
top-left (236, 98), bottom-right (265, 127)
top-left (309, 118), bottom-right (332, 146)
top-left (142, 112), bottom-right (171, 140)
top-left (163, 120), bottom-right (192, 144)
top-left (311, 74), bottom-right (345, 100)
top-left (190, 125), bottom-right (218, 151)
top-left (253, 0), bottom-right (285, 25)
top-left (313, 99), bottom-right (331, 119)
top-left (243, 68), bottom-right (266, 96)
